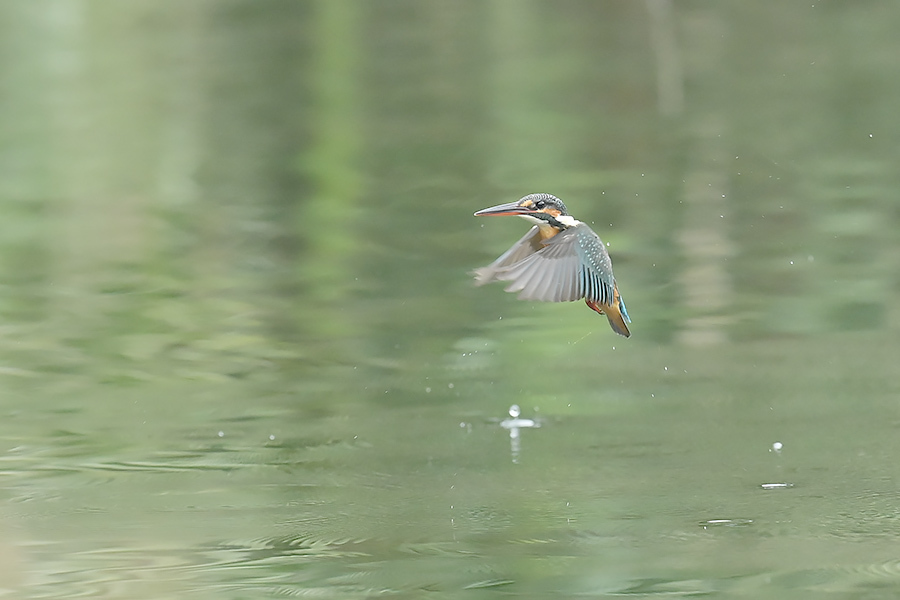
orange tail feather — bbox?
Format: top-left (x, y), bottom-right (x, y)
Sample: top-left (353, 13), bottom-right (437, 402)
top-left (585, 298), bottom-right (631, 338)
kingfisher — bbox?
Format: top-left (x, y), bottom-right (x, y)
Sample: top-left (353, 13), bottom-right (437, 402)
top-left (473, 193), bottom-right (631, 337)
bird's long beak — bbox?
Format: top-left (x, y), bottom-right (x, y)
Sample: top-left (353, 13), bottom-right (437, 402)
top-left (474, 201), bottom-right (535, 217)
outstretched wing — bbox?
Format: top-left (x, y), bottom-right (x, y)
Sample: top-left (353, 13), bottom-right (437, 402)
top-left (487, 224), bottom-right (617, 306)
top-left (472, 226), bottom-right (542, 286)
top-left (563, 223), bottom-right (617, 307)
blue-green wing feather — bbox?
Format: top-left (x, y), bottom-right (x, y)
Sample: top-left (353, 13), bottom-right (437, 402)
top-left (478, 224), bottom-right (617, 306)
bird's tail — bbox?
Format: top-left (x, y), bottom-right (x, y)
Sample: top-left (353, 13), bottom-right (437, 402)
top-left (585, 296), bottom-right (631, 338)
top-left (605, 300), bottom-right (631, 338)
top-left (611, 295), bottom-right (632, 337)
top-left (619, 295), bottom-right (631, 324)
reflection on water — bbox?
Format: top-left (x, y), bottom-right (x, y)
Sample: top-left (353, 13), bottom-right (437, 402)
top-left (499, 404), bottom-right (540, 463)
top-left (2, 0), bottom-right (900, 597)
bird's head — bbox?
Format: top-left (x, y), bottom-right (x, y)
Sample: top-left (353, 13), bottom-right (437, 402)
top-left (474, 194), bottom-right (570, 225)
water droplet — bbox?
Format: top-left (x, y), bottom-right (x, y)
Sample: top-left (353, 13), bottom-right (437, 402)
top-left (761, 482), bottom-right (793, 490)
top-left (701, 518), bottom-right (753, 528)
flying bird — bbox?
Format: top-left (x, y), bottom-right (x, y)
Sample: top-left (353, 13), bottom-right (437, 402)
top-left (473, 193), bottom-right (631, 337)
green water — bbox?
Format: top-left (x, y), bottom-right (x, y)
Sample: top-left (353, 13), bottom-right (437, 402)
top-left (2, 1), bottom-right (900, 597)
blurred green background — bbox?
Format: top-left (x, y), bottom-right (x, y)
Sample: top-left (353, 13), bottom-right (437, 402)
top-left (1, 1), bottom-right (900, 597)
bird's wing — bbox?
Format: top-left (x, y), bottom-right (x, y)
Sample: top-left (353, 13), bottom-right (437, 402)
top-left (564, 224), bottom-right (617, 306)
top-left (495, 224), bottom-right (617, 305)
top-left (473, 226), bottom-right (542, 286)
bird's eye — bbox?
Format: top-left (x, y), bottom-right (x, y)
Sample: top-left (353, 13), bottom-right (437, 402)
top-left (534, 201), bottom-right (545, 209)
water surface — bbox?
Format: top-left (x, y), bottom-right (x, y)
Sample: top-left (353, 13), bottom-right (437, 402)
top-left (1, 1), bottom-right (900, 597)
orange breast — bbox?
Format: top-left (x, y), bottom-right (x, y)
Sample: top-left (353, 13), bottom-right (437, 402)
top-left (537, 223), bottom-right (560, 241)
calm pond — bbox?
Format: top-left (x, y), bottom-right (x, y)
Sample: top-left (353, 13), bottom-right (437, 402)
top-left (2, 1), bottom-right (900, 598)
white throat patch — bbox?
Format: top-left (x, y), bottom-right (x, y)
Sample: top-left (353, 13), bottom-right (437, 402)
top-left (517, 214), bottom-right (545, 225)
top-left (556, 215), bottom-right (579, 227)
